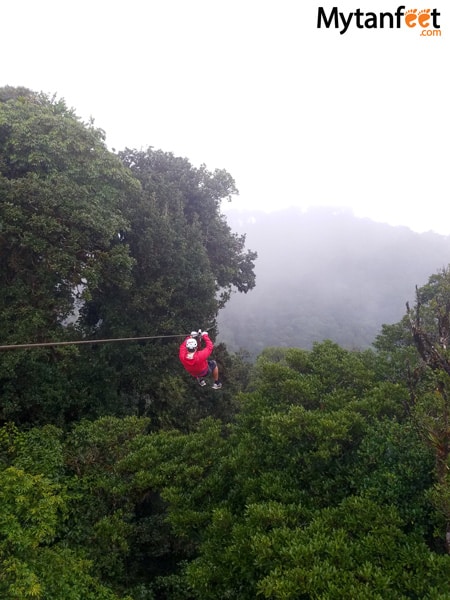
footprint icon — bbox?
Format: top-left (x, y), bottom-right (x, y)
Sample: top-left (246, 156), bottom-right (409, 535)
top-left (405, 8), bottom-right (417, 27)
top-left (418, 9), bottom-right (431, 27)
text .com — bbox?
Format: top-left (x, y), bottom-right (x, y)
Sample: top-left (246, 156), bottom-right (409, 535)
top-left (317, 6), bottom-right (442, 35)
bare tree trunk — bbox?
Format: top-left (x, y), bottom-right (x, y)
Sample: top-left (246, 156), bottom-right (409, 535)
top-left (407, 292), bottom-right (450, 553)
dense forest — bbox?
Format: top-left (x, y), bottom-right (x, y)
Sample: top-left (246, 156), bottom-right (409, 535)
top-left (219, 207), bottom-right (450, 356)
top-left (2, 87), bottom-right (450, 599)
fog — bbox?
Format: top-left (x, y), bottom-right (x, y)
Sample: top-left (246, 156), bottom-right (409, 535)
top-left (218, 207), bottom-right (450, 357)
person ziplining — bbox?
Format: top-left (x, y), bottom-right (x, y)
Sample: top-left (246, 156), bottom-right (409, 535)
top-left (0, 329), bottom-right (223, 389)
top-left (179, 330), bottom-right (222, 389)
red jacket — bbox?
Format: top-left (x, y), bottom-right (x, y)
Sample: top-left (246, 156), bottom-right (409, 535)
top-left (179, 334), bottom-right (214, 377)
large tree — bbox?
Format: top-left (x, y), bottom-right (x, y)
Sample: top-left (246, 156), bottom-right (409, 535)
top-left (1, 339), bottom-right (447, 597)
top-left (83, 147), bottom-right (257, 425)
top-left (0, 87), bottom-right (139, 425)
top-left (374, 266), bottom-right (450, 552)
top-left (118, 148), bottom-right (257, 310)
top-left (0, 88), bottom-right (256, 427)
top-left (404, 267), bottom-right (450, 552)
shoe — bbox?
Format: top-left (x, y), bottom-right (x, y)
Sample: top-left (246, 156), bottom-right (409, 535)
top-left (197, 378), bottom-right (206, 387)
top-left (212, 382), bottom-right (222, 390)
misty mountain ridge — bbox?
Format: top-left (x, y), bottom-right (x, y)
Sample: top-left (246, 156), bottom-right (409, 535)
top-left (218, 206), bottom-right (450, 357)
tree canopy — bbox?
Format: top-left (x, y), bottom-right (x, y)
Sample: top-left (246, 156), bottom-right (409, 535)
top-left (0, 87), bottom-right (256, 427)
top-left (3, 86), bottom-right (450, 598)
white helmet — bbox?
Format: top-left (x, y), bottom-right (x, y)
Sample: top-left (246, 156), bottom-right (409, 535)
top-left (186, 338), bottom-right (198, 351)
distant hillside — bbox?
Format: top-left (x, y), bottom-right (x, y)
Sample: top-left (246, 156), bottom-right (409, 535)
top-left (218, 206), bottom-right (450, 357)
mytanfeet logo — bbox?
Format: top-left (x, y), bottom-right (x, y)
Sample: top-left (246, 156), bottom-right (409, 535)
top-left (317, 6), bottom-right (442, 35)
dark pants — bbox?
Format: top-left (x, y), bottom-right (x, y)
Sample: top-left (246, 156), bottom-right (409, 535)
top-left (198, 360), bottom-right (217, 377)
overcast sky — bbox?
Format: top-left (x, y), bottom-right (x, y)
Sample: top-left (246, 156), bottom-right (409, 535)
top-left (2, 1), bottom-right (448, 233)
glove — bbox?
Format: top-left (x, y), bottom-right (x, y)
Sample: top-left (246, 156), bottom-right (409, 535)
top-left (190, 331), bottom-right (199, 338)
top-left (201, 331), bottom-right (208, 337)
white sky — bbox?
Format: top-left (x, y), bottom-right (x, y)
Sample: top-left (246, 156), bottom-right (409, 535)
top-left (1, 0), bottom-right (448, 234)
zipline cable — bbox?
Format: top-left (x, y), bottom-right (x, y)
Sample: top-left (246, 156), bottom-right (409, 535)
top-left (0, 334), bottom-right (186, 351)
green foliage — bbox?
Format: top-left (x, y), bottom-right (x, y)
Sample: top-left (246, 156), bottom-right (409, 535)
top-left (0, 465), bottom-right (126, 599)
top-left (185, 497), bottom-right (450, 600)
top-left (0, 88), bottom-right (138, 425)
top-left (249, 341), bottom-right (378, 414)
top-left (78, 146), bottom-right (257, 426)
top-left (149, 346), bottom-right (447, 598)
top-left (223, 395), bottom-right (366, 512)
top-left (0, 88), bottom-right (136, 329)
top-left (354, 419), bottom-right (435, 528)
top-left (373, 316), bottom-right (414, 352)
top-left (0, 422), bottom-right (66, 486)
top-left (307, 340), bottom-right (376, 397)
top-left (119, 418), bottom-right (227, 535)
top-left (0, 421), bottom-right (24, 465)
top-left (0, 88), bottom-right (256, 428)
top-left (3, 85), bottom-right (450, 598)
top-left (0, 466), bottom-right (63, 552)
top-left (0, 339), bottom-right (447, 597)
top-left (387, 268), bottom-right (450, 546)
top-left (118, 148), bottom-right (257, 307)
top-left (255, 497), bottom-right (450, 600)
